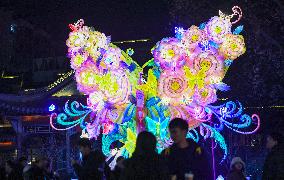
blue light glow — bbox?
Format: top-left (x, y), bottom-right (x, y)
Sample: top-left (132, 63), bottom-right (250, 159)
top-left (174, 27), bottom-right (185, 39)
top-left (49, 104), bottom-right (56, 112)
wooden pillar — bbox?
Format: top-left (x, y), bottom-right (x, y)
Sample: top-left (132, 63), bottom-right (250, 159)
top-left (66, 129), bottom-right (71, 174)
top-left (10, 116), bottom-right (23, 159)
top-left (16, 117), bottom-right (23, 159)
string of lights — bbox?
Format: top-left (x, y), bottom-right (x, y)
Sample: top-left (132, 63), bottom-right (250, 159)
top-left (218, 98), bottom-right (284, 109)
top-left (47, 70), bottom-right (74, 90)
top-left (244, 105), bottom-right (284, 109)
top-left (112, 39), bottom-right (150, 44)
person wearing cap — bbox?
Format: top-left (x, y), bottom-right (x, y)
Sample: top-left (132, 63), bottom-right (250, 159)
top-left (262, 132), bottom-right (284, 180)
top-left (227, 157), bottom-right (246, 180)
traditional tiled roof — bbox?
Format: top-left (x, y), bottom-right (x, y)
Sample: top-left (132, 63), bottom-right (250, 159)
top-left (0, 70), bottom-right (85, 115)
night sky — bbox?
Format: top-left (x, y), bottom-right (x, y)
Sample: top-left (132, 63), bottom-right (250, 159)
top-left (5, 0), bottom-right (170, 51)
top-left (1, 0), bottom-right (284, 110)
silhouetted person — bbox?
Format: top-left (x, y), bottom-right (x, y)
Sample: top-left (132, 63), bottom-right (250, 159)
top-left (72, 138), bottom-right (109, 180)
top-left (18, 157), bottom-right (28, 175)
top-left (120, 131), bottom-right (169, 180)
top-left (0, 157), bottom-right (6, 180)
top-left (162, 118), bottom-right (211, 180)
top-left (23, 156), bottom-right (49, 180)
top-left (43, 158), bottom-right (59, 180)
top-left (262, 132), bottom-right (284, 180)
top-left (5, 160), bottom-right (23, 180)
top-left (110, 156), bottom-right (124, 180)
top-left (227, 157), bottom-right (246, 180)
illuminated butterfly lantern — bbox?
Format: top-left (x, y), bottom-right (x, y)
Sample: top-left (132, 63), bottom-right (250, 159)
top-left (50, 6), bottom-right (260, 164)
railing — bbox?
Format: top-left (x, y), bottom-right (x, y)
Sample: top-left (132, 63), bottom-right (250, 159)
top-left (23, 125), bottom-right (58, 133)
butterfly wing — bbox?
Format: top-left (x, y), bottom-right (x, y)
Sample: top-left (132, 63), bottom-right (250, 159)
top-left (160, 117), bottom-right (170, 139)
top-left (145, 116), bottom-right (157, 135)
top-left (184, 66), bottom-right (196, 89)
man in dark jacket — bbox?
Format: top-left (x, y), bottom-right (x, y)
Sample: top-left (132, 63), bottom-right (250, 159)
top-left (23, 156), bottom-right (49, 180)
top-left (17, 156), bottom-right (28, 177)
top-left (162, 118), bottom-right (212, 180)
top-left (72, 138), bottom-right (109, 180)
top-left (262, 132), bottom-right (284, 180)
top-left (0, 157), bottom-right (6, 180)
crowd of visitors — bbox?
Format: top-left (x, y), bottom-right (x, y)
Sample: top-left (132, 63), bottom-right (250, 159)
top-left (71, 118), bottom-right (284, 180)
top-left (0, 118), bottom-right (283, 180)
top-left (0, 155), bottom-right (59, 180)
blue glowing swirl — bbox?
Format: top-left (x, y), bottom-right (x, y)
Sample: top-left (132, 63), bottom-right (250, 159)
top-left (51, 100), bottom-right (92, 129)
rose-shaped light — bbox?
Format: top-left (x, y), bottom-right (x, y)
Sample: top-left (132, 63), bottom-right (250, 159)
top-left (101, 47), bottom-right (122, 70)
top-left (152, 38), bottom-right (186, 70)
top-left (75, 61), bottom-right (100, 94)
top-left (66, 27), bottom-right (108, 65)
top-left (181, 25), bottom-right (206, 50)
top-left (86, 30), bottom-right (108, 60)
top-left (205, 16), bottom-right (231, 43)
top-left (66, 30), bottom-right (89, 48)
top-left (219, 34), bottom-right (246, 60)
top-left (188, 52), bottom-right (225, 84)
top-left (194, 85), bottom-right (217, 105)
top-left (70, 53), bottom-right (88, 69)
top-left (102, 70), bottom-right (131, 105)
top-left (158, 70), bottom-right (194, 105)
